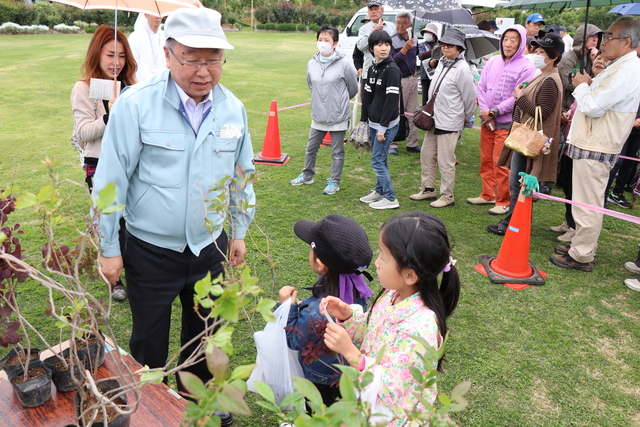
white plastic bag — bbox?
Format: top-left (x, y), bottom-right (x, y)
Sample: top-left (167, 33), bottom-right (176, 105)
top-left (359, 366), bottom-right (393, 426)
top-left (247, 299), bottom-right (304, 407)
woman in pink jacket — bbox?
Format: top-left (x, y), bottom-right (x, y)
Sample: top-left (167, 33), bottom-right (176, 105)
top-left (467, 25), bottom-right (536, 216)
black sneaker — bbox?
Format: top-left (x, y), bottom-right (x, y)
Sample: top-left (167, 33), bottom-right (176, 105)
top-left (607, 192), bottom-right (632, 209)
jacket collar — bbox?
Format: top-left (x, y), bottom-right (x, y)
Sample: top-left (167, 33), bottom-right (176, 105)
top-left (380, 290), bottom-right (425, 324)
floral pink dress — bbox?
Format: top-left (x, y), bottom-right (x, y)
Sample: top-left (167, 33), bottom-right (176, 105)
top-left (341, 289), bottom-right (442, 426)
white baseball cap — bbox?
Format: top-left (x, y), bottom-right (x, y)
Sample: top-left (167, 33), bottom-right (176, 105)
top-left (165, 8), bottom-right (234, 50)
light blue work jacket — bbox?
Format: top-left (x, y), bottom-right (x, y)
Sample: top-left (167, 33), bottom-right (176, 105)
top-left (93, 70), bottom-right (255, 257)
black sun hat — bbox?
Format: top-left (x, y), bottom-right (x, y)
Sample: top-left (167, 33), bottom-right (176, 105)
top-left (532, 32), bottom-right (565, 53)
top-left (294, 215), bottom-right (373, 274)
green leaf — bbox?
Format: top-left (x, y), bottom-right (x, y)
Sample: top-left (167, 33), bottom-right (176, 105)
top-left (206, 345), bottom-right (230, 385)
top-left (229, 363), bottom-right (256, 381)
top-left (207, 326), bottom-right (234, 354)
top-left (338, 370), bottom-right (356, 401)
top-left (292, 376), bottom-right (323, 406)
top-left (279, 391), bottom-right (304, 409)
top-left (15, 192), bottom-right (37, 208)
top-left (374, 344), bottom-right (386, 365)
top-left (256, 298), bottom-right (277, 323)
top-left (409, 366), bottom-right (424, 384)
top-left (253, 381), bottom-right (276, 404)
top-left (102, 204), bottom-right (125, 214)
top-left (95, 181), bottom-right (118, 211)
top-left (255, 399), bottom-right (281, 414)
top-left (139, 365), bottom-right (165, 384)
top-left (360, 371), bottom-right (374, 389)
top-left (450, 380), bottom-right (471, 409)
top-left (55, 320), bottom-right (67, 329)
top-left (437, 393), bottom-right (452, 406)
top-left (326, 401), bottom-right (357, 419)
top-left (194, 272), bottom-right (212, 299)
top-left (178, 371), bottom-right (209, 400)
top-left (405, 333), bottom-right (435, 353)
top-left (217, 383), bottom-right (251, 416)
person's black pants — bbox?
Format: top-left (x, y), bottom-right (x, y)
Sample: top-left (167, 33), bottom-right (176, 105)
top-left (607, 133), bottom-right (640, 196)
top-left (123, 230), bottom-right (228, 392)
top-left (559, 153), bottom-right (575, 229)
top-left (421, 78), bottom-right (432, 106)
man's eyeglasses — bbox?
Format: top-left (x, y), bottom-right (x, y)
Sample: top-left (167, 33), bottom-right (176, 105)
top-left (602, 35), bottom-right (628, 44)
top-left (168, 47), bottom-right (226, 71)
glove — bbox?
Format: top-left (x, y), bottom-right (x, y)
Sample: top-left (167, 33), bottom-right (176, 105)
top-left (518, 172), bottom-right (539, 197)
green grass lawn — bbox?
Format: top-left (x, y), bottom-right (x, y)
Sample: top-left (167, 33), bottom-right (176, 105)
top-left (2, 31), bottom-right (640, 426)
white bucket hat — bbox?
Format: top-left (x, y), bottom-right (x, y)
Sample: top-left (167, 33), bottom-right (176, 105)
top-left (165, 8), bottom-right (234, 50)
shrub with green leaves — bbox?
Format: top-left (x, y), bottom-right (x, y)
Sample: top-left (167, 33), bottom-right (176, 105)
top-left (276, 23), bottom-right (297, 32)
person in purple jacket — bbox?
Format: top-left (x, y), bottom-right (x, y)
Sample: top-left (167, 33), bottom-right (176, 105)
top-left (467, 24), bottom-right (536, 216)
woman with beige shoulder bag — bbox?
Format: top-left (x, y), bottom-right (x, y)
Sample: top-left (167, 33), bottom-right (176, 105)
top-left (487, 33), bottom-right (564, 235)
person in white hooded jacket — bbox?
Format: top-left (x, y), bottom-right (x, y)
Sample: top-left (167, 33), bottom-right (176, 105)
top-left (128, 13), bottom-right (165, 83)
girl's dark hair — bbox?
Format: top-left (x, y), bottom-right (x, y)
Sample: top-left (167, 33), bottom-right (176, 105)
top-left (368, 29), bottom-right (393, 53)
top-left (312, 270), bottom-right (340, 299)
top-left (317, 25), bottom-right (339, 43)
top-left (542, 46), bottom-right (563, 66)
top-left (369, 212), bottom-right (460, 371)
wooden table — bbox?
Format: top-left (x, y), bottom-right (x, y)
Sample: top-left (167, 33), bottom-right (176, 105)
top-left (0, 342), bottom-right (187, 427)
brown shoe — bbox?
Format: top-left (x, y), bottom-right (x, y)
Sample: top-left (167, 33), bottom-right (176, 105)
top-left (549, 253), bottom-right (593, 272)
top-left (554, 245), bottom-right (570, 255)
top-left (410, 188), bottom-right (436, 201)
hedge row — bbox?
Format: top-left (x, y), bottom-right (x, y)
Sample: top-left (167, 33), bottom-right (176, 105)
top-left (254, 2), bottom-right (357, 27)
top-left (255, 23), bottom-right (320, 32)
top-left (0, 0), bottom-right (138, 27)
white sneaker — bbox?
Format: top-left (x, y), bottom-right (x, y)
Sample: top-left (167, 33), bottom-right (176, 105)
top-left (466, 196), bottom-right (495, 205)
top-left (430, 195), bottom-right (455, 208)
top-left (624, 278), bottom-right (640, 291)
top-left (360, 191), bottom-right (384, 204)
top-left (488, 205), bottom-right (509, 215)
top-left (624, 262), bottom-right (640, 275)
top-left (557, 228), bottom-right (575, 242)
top-left (369, 198), bottom-right (400, 209)
top-left (550, 222), bottom-right (569, 233)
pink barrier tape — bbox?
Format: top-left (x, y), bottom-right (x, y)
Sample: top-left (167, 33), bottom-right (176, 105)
top-left (277, 102), bottom-right (311, 111)
top-left (619, 155), bottom-right (640, 162)
top-left (533, 191), bottom-right (640, 225)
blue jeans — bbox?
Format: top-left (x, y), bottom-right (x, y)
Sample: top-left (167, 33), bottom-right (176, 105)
top-left (370, 125), bottom-right (399, 201)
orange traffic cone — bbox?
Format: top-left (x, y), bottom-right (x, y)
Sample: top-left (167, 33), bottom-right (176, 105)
top-left (254, 100), bottom-right (290, 165)
top-left (475, 187), bottom-right (546, 290)
top-left (320, 131), bottom-right (332, 147)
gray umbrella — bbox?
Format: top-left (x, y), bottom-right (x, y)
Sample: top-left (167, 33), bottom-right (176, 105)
top-left (432, 27), bottom-right (501, 60)
top-left (414, 8), bottom-right (478, 27)
top-left (380, 0), bottom-right (464, 13)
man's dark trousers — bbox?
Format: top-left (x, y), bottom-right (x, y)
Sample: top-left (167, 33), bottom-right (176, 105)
top-left (123, 230), bottom-right (228, 392)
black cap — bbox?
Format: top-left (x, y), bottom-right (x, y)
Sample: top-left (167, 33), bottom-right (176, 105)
top-left (367, 0), bottom-right (382, 7)
top-left (489, 20), bottom-right (498, 30)
top-left (294, 215), bottom-right (373, 274)
top-left (537, 24), bottom-right (560, 39)
top-left (531, 32), bottom-right (565, 53)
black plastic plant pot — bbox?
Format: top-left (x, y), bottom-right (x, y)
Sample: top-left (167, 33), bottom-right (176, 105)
top-left (74, 378), bottom-right (130, 427)
top-left (76, 331), bottom-right (105, 370)
top-left (8, 363), bottom-right (52, 408)
top-left (43, 350), bottom-right (86, 393)
top-left (0, 347), bottom-right (42, 378)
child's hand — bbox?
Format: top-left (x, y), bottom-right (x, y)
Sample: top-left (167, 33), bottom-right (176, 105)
top-left (278, 286), bottom-right (297, 304)
top-left (324, 323), bottom-right (361, 364)
top-left (320, 296), bottom-right (353, 321)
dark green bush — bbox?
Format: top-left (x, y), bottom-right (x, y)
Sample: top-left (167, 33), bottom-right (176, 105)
top-left (276, 23), bottom-right (297, 31)
top-left (255, 23), bottom-right (265, 30)
top-left (264, 22), bottom-right (276, 31)
top-left (85, 26), bottom-right (97, 34)
top-left (308, 24), bottom-right (320, 32)
top-left (297, 24), bottom-right (307, 32)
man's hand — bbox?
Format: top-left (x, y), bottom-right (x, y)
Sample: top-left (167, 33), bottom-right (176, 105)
top-left (376, 131), bottom-right (386, 142)
top-left (561, 111), bottom-right (572, 125)
top-left (401, 37), bottom-right (415, 54)
top-left (371, 22), bottom-right (384, 32)
top-left (513, 84), bottom-right (525, 99)
top-left (572, 70), bottom-right (592, 87)
top-left (228, 238), bottom-right (246, 266)
top-left (357, 68), bottom-right (363, 75)
top-left (634, 118), bottom-right (640, 129)
top-left (98, 255), bottom-right (123, 287)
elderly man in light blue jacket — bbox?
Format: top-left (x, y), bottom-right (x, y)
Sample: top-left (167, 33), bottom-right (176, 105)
top-left (93, 8), bottom-right (254, 426)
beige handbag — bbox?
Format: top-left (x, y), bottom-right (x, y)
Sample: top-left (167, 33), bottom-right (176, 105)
top-left (504, 106), bottom-right (548, 159)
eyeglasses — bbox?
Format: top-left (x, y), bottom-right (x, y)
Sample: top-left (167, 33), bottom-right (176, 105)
top-left (396, 21), bottom-right (411, 26)
top-left (602, 35), bottom-right (628, 44)
top-left (168, 47), bottom-right (226, 71)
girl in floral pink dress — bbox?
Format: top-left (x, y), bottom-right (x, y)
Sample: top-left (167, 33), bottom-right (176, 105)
top-left (322, 212), bottom-right (461, 426)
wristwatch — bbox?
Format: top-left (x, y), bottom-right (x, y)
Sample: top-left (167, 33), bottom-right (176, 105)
top-left (488, 110), bottom-right (495, 119)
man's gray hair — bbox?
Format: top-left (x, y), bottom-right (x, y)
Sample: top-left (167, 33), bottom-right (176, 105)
top-left (614, 16), bottom-right (640, 49)
top-left (166, 37), bottom-right (177, 49)
top-left (396, 11), bottom-right (414, 21)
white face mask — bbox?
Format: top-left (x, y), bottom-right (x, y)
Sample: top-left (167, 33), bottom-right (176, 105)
top-left (531, 53), bottom-right (549, 69)
top-left (317, 41), bottom-right (334, 56)
top-left (423, 33), bottom-right (434, 43)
